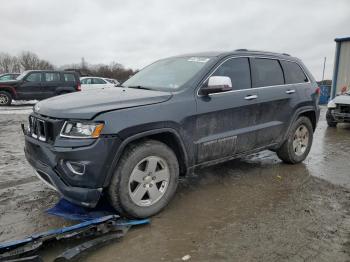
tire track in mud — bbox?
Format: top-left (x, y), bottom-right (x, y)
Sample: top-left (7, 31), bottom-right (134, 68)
top-left (0, 176), bottom-right (37, 190)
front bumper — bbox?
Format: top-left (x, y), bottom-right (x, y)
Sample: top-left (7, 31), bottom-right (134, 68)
top-left (24, 134), bottom-right (121, 208)
top-left (330, 110), bottom-right (350, 122)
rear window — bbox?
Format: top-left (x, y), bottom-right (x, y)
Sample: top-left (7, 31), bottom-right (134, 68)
top-left (63, 73), bottom-right (76, 82)
top-left (251, 58), bottom-right (284, 88)
top-left (280, 60), bottom-right (308, 84)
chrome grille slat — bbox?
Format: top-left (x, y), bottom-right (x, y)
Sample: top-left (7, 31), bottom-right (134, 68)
top-left (29, 116), bottom-right (47, 142)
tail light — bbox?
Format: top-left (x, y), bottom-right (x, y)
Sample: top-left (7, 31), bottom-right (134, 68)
top-left (315, 86), bottom-right (320, 95)
top-left (76, 82), bottom-right (81, 91)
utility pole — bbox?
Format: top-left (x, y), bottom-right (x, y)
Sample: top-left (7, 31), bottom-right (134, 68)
top-left (321, 57), bottom-right (326, 83)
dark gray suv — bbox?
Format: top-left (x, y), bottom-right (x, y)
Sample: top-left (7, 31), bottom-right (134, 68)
top-left (24, 50), bottom-right (320, 218)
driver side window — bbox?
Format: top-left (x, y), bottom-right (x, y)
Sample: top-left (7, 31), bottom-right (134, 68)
top-left (26, 73), bottom-right (42, 82)
top-left (93, 78), bottom-right (106, 84)
top-left (211, 57), bottom-right (251, 90)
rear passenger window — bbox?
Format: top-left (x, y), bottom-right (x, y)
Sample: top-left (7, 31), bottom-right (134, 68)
top-left (212, 57), bottom-right (251, 90)
top-left (280, 61), bottom-right (308, 84)
top-left (63, 73), bottom-right (75, 82)
top-left (252, 58), bottom-right (284, 87)
top-left (45, 72), bottom-right (60, 82)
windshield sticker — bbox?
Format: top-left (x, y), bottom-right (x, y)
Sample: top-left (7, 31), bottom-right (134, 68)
top-left (187, 57), bottom-right (210, 63)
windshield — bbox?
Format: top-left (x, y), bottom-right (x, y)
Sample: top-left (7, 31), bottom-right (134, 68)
top-left (123, 57), bottom-right (211, 91)
top-left (16, 71), bottom-right (30, 80)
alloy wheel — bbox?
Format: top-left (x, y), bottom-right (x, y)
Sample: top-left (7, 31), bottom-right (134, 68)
top-left (128, 156), bottom-right (170, 207)
top-left (292, 124), bottom-right (309, 156)
top-left (0, 94), bottom-right (9, 105)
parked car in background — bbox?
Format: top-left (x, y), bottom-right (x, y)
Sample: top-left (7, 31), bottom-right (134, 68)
top-left (0, 73), bottom-right (20, 81)
top-left (24, 50), bottom-right (320, 218)
top-left (326, 91), bottom-right (350, 127)
top-left (80, 77), bottom-right (119, 91)
top-left (105, 78), bottom-right (120, 85)
top-left (0, 70), bottom-right (80, 106)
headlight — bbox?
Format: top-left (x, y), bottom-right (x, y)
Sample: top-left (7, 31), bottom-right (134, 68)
top-left (60, 121), bottom-right (104, 138)
top-left (327, 100), bottom-right (337, 109)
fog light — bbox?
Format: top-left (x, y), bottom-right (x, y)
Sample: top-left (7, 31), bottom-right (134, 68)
top-left (66, 161), bottom-right (86, 175)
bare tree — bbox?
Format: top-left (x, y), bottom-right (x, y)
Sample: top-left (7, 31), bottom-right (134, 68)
top-left (0, 53), bottom-right (13, 73)
top-left (11, 57), bottom-right (21, 73)
top-left (37, 59), bottom-right (54, 70)
top-left (0, 53), bottom-right (22, 73)
top-left (18, 51), bottom-right (40, 70)
top-left (18, 51), bottom-right (54, 70)
top-left (1, 51), bottom-right (134, 81)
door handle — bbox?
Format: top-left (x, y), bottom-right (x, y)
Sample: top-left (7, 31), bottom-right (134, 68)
top-left (244, 95), bottom-right (258, 100)
top-left (286, 89), bottom-right (296, 94)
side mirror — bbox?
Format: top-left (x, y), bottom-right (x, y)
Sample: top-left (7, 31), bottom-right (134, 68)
top-left (201, 76), bottom-right (232, 96)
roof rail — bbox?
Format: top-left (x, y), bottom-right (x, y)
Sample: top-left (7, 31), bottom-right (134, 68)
top-left (234, 49), bottom-right (291, 56)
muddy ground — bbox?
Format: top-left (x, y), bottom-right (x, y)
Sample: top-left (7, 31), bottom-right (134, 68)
top-left (0, 106), bottom-right (349, 262)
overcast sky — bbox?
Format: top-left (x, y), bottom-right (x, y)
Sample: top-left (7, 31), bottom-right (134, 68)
top-left (0, 0), bottom-right (349, 80)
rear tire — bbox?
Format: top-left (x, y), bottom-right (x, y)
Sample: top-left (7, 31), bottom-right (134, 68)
top-left (326, 109), bottom-right (337, 127)
top-left (0, 91), bottom-right (12, 106)
top-left (108, 140), bottom-right (179, 218)
top-left (276, 117), bottom-right (313, 164)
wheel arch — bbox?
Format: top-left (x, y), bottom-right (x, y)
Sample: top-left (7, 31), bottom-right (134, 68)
top-left (55, 87), bottom-right (75, 95)
top-left (283, 106), bottom-right (318, 143)
top-left (0, 86), bottom-right (16, 98)
top-left (103, 128), bottom-right (189, 187)
top-left (299, 110), bottom-right (317, 131)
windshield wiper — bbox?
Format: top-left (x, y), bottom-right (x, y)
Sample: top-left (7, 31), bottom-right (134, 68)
top-left (127, 85), bottom-right (152, 90)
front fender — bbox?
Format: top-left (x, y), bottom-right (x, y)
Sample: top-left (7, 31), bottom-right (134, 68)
top-left (102, 127), bottom-right (189, 187)
top-left (0, 85), bottom-right (17, 98)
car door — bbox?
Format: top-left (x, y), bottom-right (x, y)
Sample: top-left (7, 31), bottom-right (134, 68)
top-left (42, 72), bottom-right (61, 98)
top-left (16, 72), bottom-right (44, 100)
top-left (92, 78), bottom-right (108, 89)
top-left (195, 57), bottom-right (260, 164)
top-left (250, 57), bottom-right (293, 148)
top-left (80, 78), bottom-right (92, 91)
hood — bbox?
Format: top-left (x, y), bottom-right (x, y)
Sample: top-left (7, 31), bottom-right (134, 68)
top-left (0, 80), bottom-right (19, 86)
top-left (35, 88), bottom-right (172, 119)
top-left (333, 94), bottom-right (350, 105)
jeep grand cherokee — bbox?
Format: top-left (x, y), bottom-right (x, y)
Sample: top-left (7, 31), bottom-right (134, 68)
top-left (24, 50), bottom-right (320, 218)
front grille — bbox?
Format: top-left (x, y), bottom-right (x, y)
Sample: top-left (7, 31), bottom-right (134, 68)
top-left (29, 116), bottom-right (51, 142)
top-left (339, 104), bottom-right (350, 114)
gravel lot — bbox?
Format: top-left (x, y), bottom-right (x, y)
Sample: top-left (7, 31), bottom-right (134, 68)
top-left (0, 105), bottom-right (349, 261)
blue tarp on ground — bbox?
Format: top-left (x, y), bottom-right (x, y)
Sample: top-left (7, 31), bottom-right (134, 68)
top-left (46, 198), bottom-right (117, 221)
top-left (0, 198), bottom-right (150, 253)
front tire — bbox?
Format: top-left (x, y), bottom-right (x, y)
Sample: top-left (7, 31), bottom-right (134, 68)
top-left (326, 109), bottom-right (337, 127)
top-left (0, 91), bottom-right (12, 106)
top-left (277, 117), bottom-right (313, 164)
top-left (108, 140), bottom-right (179, 218)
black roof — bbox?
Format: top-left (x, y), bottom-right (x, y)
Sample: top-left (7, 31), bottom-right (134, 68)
top-left (176, 49), bottom-right (296, 60)
top-left (23, 70), bottom-right (77, 73)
